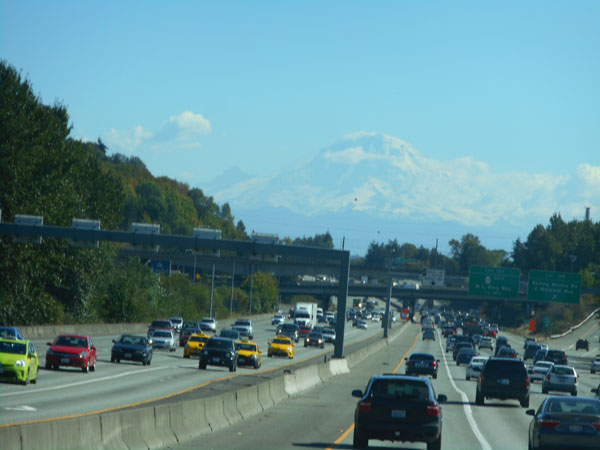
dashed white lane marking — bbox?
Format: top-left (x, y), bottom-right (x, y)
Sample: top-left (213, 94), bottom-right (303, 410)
top-left (4, 406), bottom-right (37, 411)
top-left (438, 333), bottom-right (492, 450)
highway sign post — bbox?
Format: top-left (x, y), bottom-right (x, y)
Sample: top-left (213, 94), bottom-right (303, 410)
top-left (422, 268), bottom-right (445, 287)
top-left (527, 270), bottom-right (581, 304)
top-left (468, 265), bottom-right (520, 299)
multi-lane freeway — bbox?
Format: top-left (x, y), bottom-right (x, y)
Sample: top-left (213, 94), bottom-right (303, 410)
top-left (0, 313), bottom-right (387, 426)
top-left (180, 316), bottom-right (600, 449)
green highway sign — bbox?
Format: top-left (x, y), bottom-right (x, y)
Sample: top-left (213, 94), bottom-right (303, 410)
top-left (468, 265), bottom-right (520, 299)
top-left (543, 316), bottom-right (552, 329)
top-left (527, 270), bottom-right (581, 304)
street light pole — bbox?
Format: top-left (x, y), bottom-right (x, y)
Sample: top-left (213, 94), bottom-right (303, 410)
top-left (230, 260), bottom-right (235, 316)
top-left (209, 263), bottom-right (215, 317)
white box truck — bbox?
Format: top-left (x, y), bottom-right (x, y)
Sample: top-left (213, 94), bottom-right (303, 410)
top-left (294, 302), bottom-right (318, 328)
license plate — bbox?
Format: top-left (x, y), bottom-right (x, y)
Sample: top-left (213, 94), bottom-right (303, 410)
top-left (569, 425), bottom-right (582, 433)
top-left (499, 379), bottom-right (510, 385)
top-left (212, 357), bottom-right (220, 363)
top-left (125, 353), bottom-right (132, 359)
top-left (61, 358), bottom-right (70, 364)
top-left (391, 410), bottom-right (406, 418)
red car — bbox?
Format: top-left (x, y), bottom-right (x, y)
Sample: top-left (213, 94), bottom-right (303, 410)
top-left (45, 334), bottom-right (97, 372)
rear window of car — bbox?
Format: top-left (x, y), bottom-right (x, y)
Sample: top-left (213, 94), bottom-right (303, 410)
top-left (410, 354), bottom-right (434, 361)
top-left (369, 379), bottom-right (430, 400)
top-left (553, 366), bottom-right (575, 375)
top-left (546, 399), bottom-right (600, 414)
top-left (484, 359), bottom-right (526, 375)
top-left (151, 320), bottom-right (172, 327)
top-left (547, 350), bottom-right (565, 357)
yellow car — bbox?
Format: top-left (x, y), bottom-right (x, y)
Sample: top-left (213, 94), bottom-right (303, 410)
top-left (183, 333), bottom-right (210, 358)
top-left (0, 338), bottom-right (39, 385)
top-left (235, 340), bottom-right (262, 369)
top-left (268, 336), bottom-right (295, 359)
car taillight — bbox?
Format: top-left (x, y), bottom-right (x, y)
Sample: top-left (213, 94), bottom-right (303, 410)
top-left (574, 376), bottom-right (577, 383)
top-left (525, 375), bottom-right (530, 388)
top-left (538, 419), bottom-right (560, 428)
top-left (359, 401), bottom-right (372, 412)
top-left (431, 361), bottom-right (436, 367)
top-left (479, 374), bottom-right (485, 385)
top-left (592, 422), bottom-right (600, 431)
top-left (407, 360), bottom-right (413, 366)
top-left (426, 402), bottom-right (440, 416)
top-left (547, 374), bottom-right (551, 380)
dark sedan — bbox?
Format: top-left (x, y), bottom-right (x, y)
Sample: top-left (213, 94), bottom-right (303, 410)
top-left (422, 328), bottom-right (436, 341)
top-left (304, 331), bottom-right (325, 348)
top-left (527, 396), bottom-right (600, 449)
top-left (456, 347), bottom-right (478, 366)
top-left (352, 374), bottom-right (446, 450)
top-left (111, 334), bottom-right (153, 365)
top-left (405, 353), bottom-right (439, 379)
top-left (198, 337), bottom-right (238, 372)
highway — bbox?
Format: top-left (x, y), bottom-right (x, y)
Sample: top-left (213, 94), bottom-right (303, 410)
top-left (0, 313), bottom-right (389, 426)
top-left (180, 317), bottom-right (600, 449)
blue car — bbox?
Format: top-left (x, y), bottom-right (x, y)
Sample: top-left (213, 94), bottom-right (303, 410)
top-left (0, 326), bottom-right (25, 340)
top-left (111, 334), bottom-right (153, 365)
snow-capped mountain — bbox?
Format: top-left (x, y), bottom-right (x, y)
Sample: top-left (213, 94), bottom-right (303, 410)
top-left (205, 131), bottom-right (597, 255)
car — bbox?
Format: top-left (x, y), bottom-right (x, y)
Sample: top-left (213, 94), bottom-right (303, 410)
top-left (545, 349), bottom-right (568, 365)
top-left (590, 356), bottom-right (600, 374)
top-left (111, 334), bottom-right (153, 365)
top-left (456, 347), bottom-right (479, 366)
top-left (169, 317), bottom-right (183, 333)
top-left (0, 326), bottom-right (25, 340)
top-left (478, 336), bottom-right (494, 351)
top-left (528, 361), bottom-right (554, 383)
top-left (422, 328), bottom-right (436, 341)
top-left (442, 325), bottom-right (456, 337)
top-left (198, 337), bottom-right (238, 372)
top-left (233, 319), bottom-right (254, 339)
top-left (496, 346), bottom-right (518, 359)
top-left (476, 357), bottom-right (530, 407)
top-left (524, 343), bottom-right (544, 360)
top-left (524, 337), bottom-right (536, 350)
top-left (325, 311), bottom-right (335, 323)
top-left (45, 334), bottom-right (97, 372)
top-left (471, 334), bottom-right (482, 346)
top-left (405, 352), bottom-right (439, 379)
top-left (267, 336), bottom-right (294, 358)
top-left (271, 314), bottom-right (284, 326)
top-left (352, 374), bottom-right (447, 450)
top-left (277, 323), bottom-right (300, 342)
top-left (219, 329), bottom-right (241, 340)
top-left (453, 341), bottom-right (474, 360)
top-left (542, 364), bottom-right (578, 396)
top-left (147, 319), bottom-right (175, 337)
top-left (200, 317), bottom-right (217, 333)
top-left (299, 325), bottom-right (312, 337)
top-left (304, 331), bottom-right (325, 348)
top-left (231, 325), bottom-right (251, 340)
top-left (494, 336), bottom-right (509, 355)
top-left (321, 327), bottom-right (336, 343)
top-left (465, 356), bottom-right (488, 380)
top-left (198, 322), bottom-right (215, 334)
top-left (149, 330), bottom-right (177, 351)
top-left (183, 333), bottom-right (210, 358)
top-left (235, 340), bottom-right (261, 369)
top-left (526, 396), bottom-right (600, 450)
top-left (445, 335), bottom-right (456, 353)
top-left (0, 338), bottom-right (39, 384)
top-left (576, 338), bottom-right (590, 351)
top-left (356, 320), bottom-right (368, 330)
top-left (179, 323), bottom-right (201, 346)
top-left (534, 348), bottom-right (549, 364)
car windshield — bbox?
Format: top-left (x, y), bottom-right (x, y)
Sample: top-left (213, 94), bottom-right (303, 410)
top-left (235, 343), bottom-right (257, 351)
top-left (273, 338), bottom-right (290, 345)
top-left (55, 336), bottom-right (87, 347)
top-left (236, 320), bottom-right (250, 326)
top-left (151, 321), bottom-right (171, 327)
top-left (153, 331), bottom-right (171, 338)
top-left (0, 341), bottom-right (26, 354)
top-left (119, 336), bottom-right (146, 346)
top-left (189, 336), bottom-right (208, 343)
top-left (370, 379), bottom-right (429, 400)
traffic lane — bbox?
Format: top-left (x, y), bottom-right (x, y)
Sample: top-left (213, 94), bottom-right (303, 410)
top-left (176, 323), bottom-right (441, 450)
top-left (0, 318), bottom-right (381, 424)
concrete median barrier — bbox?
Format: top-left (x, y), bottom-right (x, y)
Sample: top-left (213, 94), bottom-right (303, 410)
top-left (269, 376), bottom-right (288, 404)
top-left (236, 385), bottom-right (262, 419)
top-left (19, 421), bottom-right (53, 450)
top-left (329, 357), bottom-right (349, 376)
top-left (100, 411), bottom-right (127, 450)
top-left (292, 365), bottom-right (321, 393)
top-left (318, 359), bottom-right (333, 381)
top-left (120, 406), bottom-right (164, 450)
top-left (222, 390), bottom-right (243, 426)
top-left (1, 425), bottom-right (23, 450)
top-left (71, 414), bottom-right (103, 450)
top-left (154, 404), bottom-right (178, 446)
top-left (283, 370), bottom-right (299, 396)
top-left (204, 394), bottom-right (229, 432)
top-left (257, 380), bottom-right (274, 410)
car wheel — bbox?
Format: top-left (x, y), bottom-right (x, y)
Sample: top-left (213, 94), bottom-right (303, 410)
top-left (457, 362), bottom-right (460, 366)
top-left (304, 343), bottom-right (307, 347)
top-left (110, 356), bottom-right (115, 363)
top-left (229, 364), bottom-right (235, 372)
top-left (592, 369), bottom-right (595, 374)
top-left (45, 361), bottom-right (52, 370)
top-left (116, 359), bottom-right (120, 364)
top-left (268, 353), bottom-right (272, 358)
top-left (147, 357), bottom-right (152, 366)
top-left (433, 373), bottom-right (437, 379)
top-left (90, 360), bottom-right (96, 372)
top-left (288, 354), bottom-right (293, 359)
top-left (143, 359), bottom-right (147, 366)
top-left (183, 354), bottom-right (190, 359)
top-left (82, 361), bottom-right (89, 373)
top-left (352, 430), bottom-right (367, 449)
top-left (199, 363), bottom-right (206, 370)
top-left (572, 391), bottom-right (577, 397)
top-left (427, 435), bottom-right (441, 450)
top-left (21, 369), bottom-right (30, 385)
top-left (542, 386), bottom-right (548, 394)
top-left (254, 360), bottom-right (259, 369)
top-left (466, 375), bottom-right (470, 381)
top-left (475, 390), bottom-right (484, 406)
top-left (521, 396), bottom-right (530, 408)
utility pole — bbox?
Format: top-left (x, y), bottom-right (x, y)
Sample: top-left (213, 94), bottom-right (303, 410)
top-left (209, 263), bottom-right (215, 317)
top-left (230, 260), bottom-right (235, 316)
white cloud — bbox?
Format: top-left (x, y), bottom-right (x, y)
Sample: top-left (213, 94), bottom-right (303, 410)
top-left (104, 111), bottom-right (212, 154)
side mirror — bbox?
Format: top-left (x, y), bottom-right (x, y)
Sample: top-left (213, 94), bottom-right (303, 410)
top-left (437, 394), bottom-right (448, 403)
top-left (47, 342), bottom-right (52, 346)
top-left (91, 346), bottom-right (96, 351)
top-left (591, 388), bottom-right (598, 394)
top-left (525, 409), bottom-right (535, 416)
top-left (112, 340), bottom-right (116, 344)
top-left (352, 389), bottom-right (363, 398)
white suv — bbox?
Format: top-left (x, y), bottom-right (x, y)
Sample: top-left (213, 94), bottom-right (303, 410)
top-left (201, 317), bottom-right (217, 333)
top-left (233, 319), bottom-right (254, 339)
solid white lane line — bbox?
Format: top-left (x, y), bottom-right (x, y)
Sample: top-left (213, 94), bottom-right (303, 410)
top-left (0, 366), bottom-right (168, 398)
top-left (438, 333), bottom-right (492, 450)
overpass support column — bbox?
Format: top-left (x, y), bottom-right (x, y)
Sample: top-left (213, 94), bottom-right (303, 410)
top-left (334, 251), bottom-right (350, 358)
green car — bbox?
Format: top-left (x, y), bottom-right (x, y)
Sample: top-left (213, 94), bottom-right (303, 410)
top-left (0, 338), bottom-right (39, 385)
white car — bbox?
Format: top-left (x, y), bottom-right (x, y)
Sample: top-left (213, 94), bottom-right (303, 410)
top-left (201, 317), bottom-right (217, 333)
top-left (271, 314), bottom-right (284, 326)
top-left (466, 356), bottom-right (488, 380)
top-left (542, 364), bottom-right (578, 396)
top-left (169, 317), bottom-right (183, 333)
top-left (529, 361), bottom-right (554, 383)
top-left (591, 356), bottom-right (600, 374)
top-left (321, 327), bottom-right (336, 343)
top-left (357, 320), bottom-right (368, 329)
top-left (478, 337), bottom-right (494, 351)
top-left (234, 318), bottom-right (254, 339)
top-left (150, 330), bottom-right (176, 351)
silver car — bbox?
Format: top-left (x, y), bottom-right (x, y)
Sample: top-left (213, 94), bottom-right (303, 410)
top-left (591, 356), bottom-right (600, 374)
top-left (150, 330), bottom-right (176, 352)
top-left (529, 361), bottom-right (554, 383)
top-left (542, 364), bottom-right (578, 396)
top-left (466, 356), bottom-right (488, 380)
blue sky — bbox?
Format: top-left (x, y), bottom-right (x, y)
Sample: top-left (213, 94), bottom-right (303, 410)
top-left (2, 1), bottom-right (599, 254)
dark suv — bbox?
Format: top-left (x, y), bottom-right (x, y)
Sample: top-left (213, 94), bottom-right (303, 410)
top-left (476, 357), bottom-right (530, 407)
top-left (352, 374), bottom-right (447, 450)
top-left (198, 337), bottom-right (238, 372)
top-left (576, 339), bottom-right (589, 351)
top-left (545, 349), bottom-right (568, 365)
